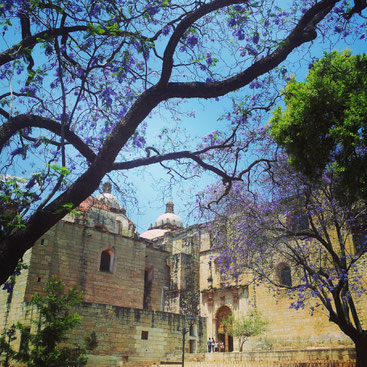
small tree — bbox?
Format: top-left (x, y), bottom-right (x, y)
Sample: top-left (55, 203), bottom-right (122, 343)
top-left (0, 276), bottom-right (97, 367)
top-left (223, 312), bottom-right (268, 352)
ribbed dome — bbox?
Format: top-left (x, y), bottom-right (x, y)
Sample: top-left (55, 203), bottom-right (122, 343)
top-left (153, 202), bottom-right (183, 229)
top-left (155, 213), bottom-right (183, 228)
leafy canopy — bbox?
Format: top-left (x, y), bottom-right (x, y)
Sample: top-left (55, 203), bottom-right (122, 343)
top-left (270, 50), bottom-right (367, 203)
top-left (0, 276), bottom-right (97, 367)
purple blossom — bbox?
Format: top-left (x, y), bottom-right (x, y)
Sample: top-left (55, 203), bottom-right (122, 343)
top-left (91, 3), bottom-right (102, 17)
top-left (133, 136), bottom-right (146, 148)
top-left (20, 86), bottom-right (36, 97)
top-left (146, 5), bottom-right (160, 16)
top-left (228, 18), bottom-right (236, 28)
top-left (205, 52), bottom-right (213, 66)
top-left (250, 80), bottom-right (262, 89)
top-left (233, 28), bottom-right (245, 40)
top-left (162, 25), bottom-right (171, 36)
top-left (187, 34), bottom-right (199, 48)
top-left (252, 33), bottom-right (260, 44)
top-left (101, 86), bottom-right (117, 107)
top-left (11, 147), bottom-right (24, 156)
top-left (246, 45), bottom-right (258, 56)
top-left (25, 176), bottom-right (36, 190)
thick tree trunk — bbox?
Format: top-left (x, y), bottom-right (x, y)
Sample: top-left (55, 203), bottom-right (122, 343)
top-left (355, 334), bottom-right (367, 367)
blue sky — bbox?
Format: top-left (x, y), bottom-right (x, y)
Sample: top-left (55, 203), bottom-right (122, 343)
top-left (125, 37), bottom-right (367, 233)
top-left (1, 4), bottom-right (366, 234)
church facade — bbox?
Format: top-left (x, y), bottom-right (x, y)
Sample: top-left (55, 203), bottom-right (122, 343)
top-left (1, 183), bottom-right (364, 366)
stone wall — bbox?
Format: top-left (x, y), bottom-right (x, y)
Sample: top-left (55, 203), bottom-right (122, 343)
top-left (23, 220), bottom-right (171, 310)
top-left (145, 246), bottom-right (171, 310)
top-left (182, 347), bottom-right (355, 367)
top-left (73, 303), bottom-right (206, 367)
top-left (199, 239), bottom-right (366, 352)
top-left (0, 250), bottom-right (31, 335)
top-left (250, 283), bottom-right (354, 350)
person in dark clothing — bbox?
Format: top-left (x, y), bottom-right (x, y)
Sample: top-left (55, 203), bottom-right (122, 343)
top-left (207, 338), bottom-right (212, 352)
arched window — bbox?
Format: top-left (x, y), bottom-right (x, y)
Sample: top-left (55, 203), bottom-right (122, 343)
top-left (100, 249), bottom-right (114, 272)
top-left (278, 263), bottom-right (292, 287)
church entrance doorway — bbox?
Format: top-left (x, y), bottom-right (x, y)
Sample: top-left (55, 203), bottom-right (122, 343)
top-left (216, 306), bottom-right (233, 352)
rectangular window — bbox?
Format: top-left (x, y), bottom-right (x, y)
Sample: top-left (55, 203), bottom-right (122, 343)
top-left (141, 331), bottom-right (149, 340)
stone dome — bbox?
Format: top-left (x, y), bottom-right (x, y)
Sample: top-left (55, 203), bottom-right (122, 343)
top-left (155, 213), bottom-right (183, 228)
top-left (154, 202), bottom-right (183, 229)
top-left (96, 182), bottom-right (120, 210)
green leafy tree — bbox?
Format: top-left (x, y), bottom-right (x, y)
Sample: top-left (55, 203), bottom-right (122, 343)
top-left (270, 50), bottom-right (367, 204)
top-left (0, 277), bottom-right (97, 367)
top-left (223, 312), bottom-right (268, 352)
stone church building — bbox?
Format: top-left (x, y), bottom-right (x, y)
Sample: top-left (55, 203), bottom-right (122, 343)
top-left (1, 183), bottom-right (364, 366)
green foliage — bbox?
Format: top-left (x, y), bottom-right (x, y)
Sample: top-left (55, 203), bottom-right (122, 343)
top-left (0, 277), bottom-right (96, 367)
top-left (0, 177), bottom-right (34, 238)
top-left (223, 311), bottom-right (268, 351)
top-left (55, 203), bottom-right (82, 215)
top-left (47, 164), bottom-right (70, 177)
top-left (0, 325), bottom-right (17, 367)
top-left (270, 50), bottom-right (367, 204)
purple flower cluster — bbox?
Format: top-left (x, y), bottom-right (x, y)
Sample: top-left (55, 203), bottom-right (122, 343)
top-left (186, 34), bottom-right (199, 48)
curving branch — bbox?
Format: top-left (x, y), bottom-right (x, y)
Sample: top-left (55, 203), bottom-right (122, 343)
top-left (0, 0), bottom-right (361, 288)
top-left (0, 114), bottom-right (96, 162)
top-left (160, 0), bottom-right (246, 84)
top-left (113, 149), bottom-right (234, 182)
top-left (0, 26), bottom-right (88, 67)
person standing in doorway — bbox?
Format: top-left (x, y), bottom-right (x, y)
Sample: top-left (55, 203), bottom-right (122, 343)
top-left (207, 338), bottom-right (212, 353)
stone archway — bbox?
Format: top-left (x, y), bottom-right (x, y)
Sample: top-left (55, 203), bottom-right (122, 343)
top-left (216, 306), bottom-right (233, 352)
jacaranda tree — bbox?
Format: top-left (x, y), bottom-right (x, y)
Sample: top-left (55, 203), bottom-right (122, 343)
top-left (207, 156), bottom-right (367, 366)
top-left (0, 0), bottom-right (366, 286)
